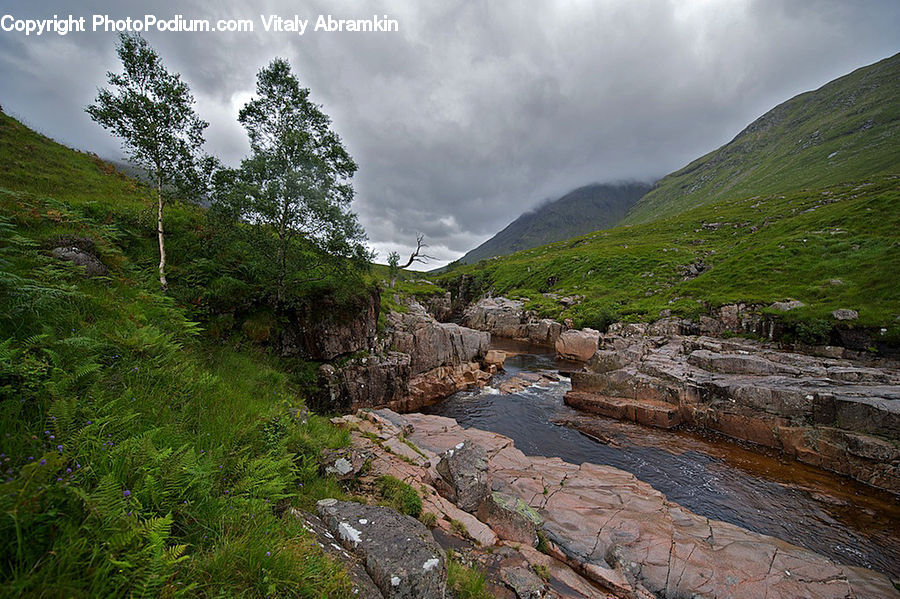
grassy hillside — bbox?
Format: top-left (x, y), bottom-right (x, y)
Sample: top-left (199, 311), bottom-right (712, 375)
top-left (626, 52), bottom-right (900, 224)
top-left (460, 182), bottom-right (651, 264)
top-left (0, 111), bottom-right (368, 595)
top-left (439, 175), bottom-right (900, 343)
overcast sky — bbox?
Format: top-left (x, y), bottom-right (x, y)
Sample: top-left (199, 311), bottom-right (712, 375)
top-left (1, 1), bottom-right (898, 268)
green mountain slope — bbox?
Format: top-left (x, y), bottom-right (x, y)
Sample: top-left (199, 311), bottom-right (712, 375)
top-left (459, 182), bottom-right (651, 264)
top-left (626, 52), bottom-right (900, 224)
top-left (439, 175), bottom-right (900, 343)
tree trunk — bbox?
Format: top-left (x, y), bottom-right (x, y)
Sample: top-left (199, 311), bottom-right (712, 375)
top-left (157, 174), bottom-right (167, 291)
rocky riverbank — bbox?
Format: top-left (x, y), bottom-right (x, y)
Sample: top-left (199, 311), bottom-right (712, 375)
top-left (566, 322), bottom-right (900, 493)
top-left (458, 296), bottom-right (899, 494)
top-left (314, 299), bottom-right (494, 413)
top-left (316, 409), bottom-right (896, 598)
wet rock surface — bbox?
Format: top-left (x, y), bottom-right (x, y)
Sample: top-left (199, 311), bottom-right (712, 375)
top-left (566, 330), bottom-right (900, 492)
top-left (316, 498), bottom-right (447, 598)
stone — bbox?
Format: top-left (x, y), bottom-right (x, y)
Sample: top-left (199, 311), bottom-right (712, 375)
top-left (435, 441), bottom-right (489, 512)
top-left (320, 447), bottom-right (370, 480)
top-left (285, 508), bottom-right (385, 598)
top-left (555, 329), bottom-right (600, 362)
top-left (50, 245), bottom-right (107, 276)
top-left (388, 304), bottom-right (489, 375)
top-left (483, 349), bottom-right (507, 370)
top-left (770, 299), bottom-right (806, 311)
top-left (314, 352), bottom-right (411, 413)
top-left (832, 308), bottom-right (859, 321)
top-left (499, 565), bottom-right (545, 599)
top-left (280, 288), bottom-right (379, 360)
top-left (316, 499), bottom-right (447, 598)
top-left (476, 492), bottom-right (543, 546)
top-left (462, 297), bottom-right (564, 346)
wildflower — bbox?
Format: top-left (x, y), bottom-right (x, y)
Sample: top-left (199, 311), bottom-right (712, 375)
top-left (50, 435), bottom-right (55, 440)
top-left (27, 456), bottom-right (34, 461)
top-left (57, 445), bottom-right (63, 452)
top-left (266, 551), bottom-right (271, 557)
top-left (57, 477), bottom-right (62, 482)
top-left (66, 468), bottom-right (72, 473)
top-left (122, 489), bottom-right (131, 498)
top-left (39, 459), bottom-right (46, 465)
top-left (87, 421), bottom-right (92, 425)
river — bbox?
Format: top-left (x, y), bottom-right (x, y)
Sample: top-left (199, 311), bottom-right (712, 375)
top-left (422, 339), bottom-right (900, 579)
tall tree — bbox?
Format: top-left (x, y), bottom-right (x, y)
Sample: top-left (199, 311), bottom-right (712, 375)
top-left (227, 58), bottom-right (369, 306)
top-left (87, 33), bottom-right (208, 291)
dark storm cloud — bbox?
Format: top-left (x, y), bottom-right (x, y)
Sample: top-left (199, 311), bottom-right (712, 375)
top-left (1, 1), bottom-right (898, 267)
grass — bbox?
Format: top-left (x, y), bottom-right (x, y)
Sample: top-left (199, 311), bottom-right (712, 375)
top-left (438, 176), bottom-right (900, 342)
top-left (627, 53), bottom-right (900, 224)
top-left (0, 109), bottom-right (363, 596)
top-left (446, 554), bottom-right (494, 599)
top-left (375, 475), bottom-right (422, 518)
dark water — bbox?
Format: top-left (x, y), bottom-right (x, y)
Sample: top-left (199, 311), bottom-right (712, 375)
top-left (423, 339), bottom-right (900, 578)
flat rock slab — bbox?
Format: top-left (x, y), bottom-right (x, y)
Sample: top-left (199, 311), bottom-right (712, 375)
top-left (317, 499), bottom-right (447, 598)
top-left (400, 412), bottom-right (897, 599)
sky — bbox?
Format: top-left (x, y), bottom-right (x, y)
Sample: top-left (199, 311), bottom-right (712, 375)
top-left (1, 1), bottom-right (898, 268)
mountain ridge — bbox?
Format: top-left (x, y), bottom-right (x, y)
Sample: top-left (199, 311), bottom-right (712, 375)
top-left (459, 181), bottom-right (652, 264)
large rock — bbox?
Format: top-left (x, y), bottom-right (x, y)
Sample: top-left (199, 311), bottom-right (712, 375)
top-left (555, 329), bottom-right (600, 362)
top-left (50, 242), bottom-right (107, 276)
top-left (435, 441), bottom-right (489, 512)
top-left (314, 352), bottom-right (410, 413)
top-left (316, 499), bottom-right (447, 598)
top-left (281, 288), bottom-right (379, 360)
top-left (476, 492), bottom-right (543, 546)
top-left (462, 297), bottom-right (564, 346)
top-left (401, 412), bottom-right (896, 599)
top-left (388, 302), bottom-right (489, 375)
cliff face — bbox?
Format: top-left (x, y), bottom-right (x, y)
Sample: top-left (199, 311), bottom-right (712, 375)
top-left (312, 294), bottom-right (493, 413)
top-left (280, 288), bottom-right (380, 360)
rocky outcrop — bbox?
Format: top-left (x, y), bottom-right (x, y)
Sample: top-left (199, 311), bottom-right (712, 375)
top-left (387, 303), bottom-right (489, 375)
top-left (567, 329), bottom-right (900, 492)
top-left (462, 297), bottom-right (565, 346)
top-left (315, 352), bottom-right (411, 412)
top-left (314, 300), bottom-right (492, 413)
top-left (333, 409), bottom-right (896, 599)
top-left (281, 289), bottom-right (380, 360)
top-left (555, 328), bottom-right (600, 361)
top-left (316, 498), bottom-right (447, 598)
top-left (48, 235), bottom-right (107, 276)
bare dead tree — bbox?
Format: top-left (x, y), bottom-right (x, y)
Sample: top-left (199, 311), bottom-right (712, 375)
top-left (401, 233), bottom-right (436, 268)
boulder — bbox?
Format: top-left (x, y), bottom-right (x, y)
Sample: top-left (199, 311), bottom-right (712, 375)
top-left (316, 499), bottom-right (447, 598)
top-left (476, 492), bottom-right (543, 546)
top-left (50, 245), bottom-right (107, 276)
top-left (832, 308), bottom-right (859, 321)
top-left (435, 441), bottom-right (489, 512)
top-left (770, 300), bottom-right (806, 311)
top-left (320, 447), bottom-right (370, 481)
top-left (499, 565), bottom-right (546, 599)
top-left (281, 288), bottom-right (379, 360)
top-left (555, 329), bottom-right (600, 362)
top-left (483, 349), bottom-right (507, 370)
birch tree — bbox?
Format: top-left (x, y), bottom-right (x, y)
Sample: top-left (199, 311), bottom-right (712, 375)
top-left (87, 33), bottom-right (208, 290)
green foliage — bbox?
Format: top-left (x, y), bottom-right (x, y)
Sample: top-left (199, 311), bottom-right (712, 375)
top-left (447, 554), bottom-right (493, 599)
top-left (439, 177), bottom-right (900, 339)
top-left (628, 53), bottom-right (900, 224)
top-left (375, 475), bottom-right (422, 518)
top-left (213, 57), bottom-right (371, 306)
top-left (419, 511), bottom-right (438, 528)
top-left (86, 33), bottom-right (209, 289)
top-left (0, 203), bottom-right (353, 596)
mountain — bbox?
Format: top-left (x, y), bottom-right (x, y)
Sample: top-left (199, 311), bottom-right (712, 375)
top-left (459, 181), bottom-right (652, 264)
top-left (626, 52), bottom-right (900, 224)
